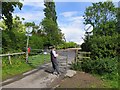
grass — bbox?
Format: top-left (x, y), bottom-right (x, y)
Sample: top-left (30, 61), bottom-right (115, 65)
top-left (71, 62), bottom-right (119, 88)
top-left (28, 54), bottom-right (50, 68)
top-left (2, 54), bottom-right (50, 80)
top-left (102, 79), bottom-right (118, 88)
top-left (92, 73), bottom-right (118, 88)
top-left (101, 74), bottom-right (118, 88)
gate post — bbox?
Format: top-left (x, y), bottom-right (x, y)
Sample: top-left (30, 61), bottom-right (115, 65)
top-left (75, 49), bottom-right (78, 63)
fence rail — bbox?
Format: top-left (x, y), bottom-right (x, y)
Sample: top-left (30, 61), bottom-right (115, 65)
top-left (1, 52), bottom-right (26, 65)
top-left (0, 52), bottom-right (25, 57)
top-left (75, 50), bottom-right (91, 62)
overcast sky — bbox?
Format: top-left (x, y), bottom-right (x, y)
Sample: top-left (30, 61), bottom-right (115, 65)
top-left (13, 0), bottom-right (119, 45)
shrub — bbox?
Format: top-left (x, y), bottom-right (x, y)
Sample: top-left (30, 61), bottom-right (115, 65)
top-left (72, 57), bottom-right (118, 76)
top-left (81, 34), bottom-right (119, 60)
top-left (71, 61), bottom-right (82, 71)
top-left (81, 57), bottom-right (118, 75)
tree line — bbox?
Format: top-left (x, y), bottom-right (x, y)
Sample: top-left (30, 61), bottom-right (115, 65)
top-left (1, 1), bottom-right (67, 53)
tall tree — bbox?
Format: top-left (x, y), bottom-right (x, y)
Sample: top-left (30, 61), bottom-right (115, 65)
top-left (116, 3), bottom-right (120, 56)
top-left (82, 1), bottom-right (118, 59)
top-left (43, 0), bottom-right (57, 24)
top-left (2, 2), bottom-right (23, 30)
top-left (2, 16), bottom-right (26, 53)
top-left (41, 0), bottom-right (63, 47)
top-left (83, 1), bottom-right (117, 36)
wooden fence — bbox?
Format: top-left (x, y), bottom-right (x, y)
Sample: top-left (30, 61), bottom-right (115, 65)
top-left (1, 49), bottom-right (49, 65)
top-left (75, 49), bottom-right (91, 62)
top-left (0, 52), bottom-right (25, 65)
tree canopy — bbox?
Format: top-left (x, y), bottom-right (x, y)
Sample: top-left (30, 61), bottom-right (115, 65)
top-left (83, 1), bottom-right (117, 36)
top-left (81, 1), bottom-right (119, 59)
top-left (2, 2), bottom-right (23, 30)
top-left (41, 0), bottom-right (64, 47)
top-left (1, 1), bottom-right (64, 53)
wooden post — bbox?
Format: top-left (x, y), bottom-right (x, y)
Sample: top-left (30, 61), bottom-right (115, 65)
top-left (75, 49), bottom-right (78, 63)
top-left (66, 50), bottom-right (68, 71)
top-left (8, 53), bottom-right (12, 65)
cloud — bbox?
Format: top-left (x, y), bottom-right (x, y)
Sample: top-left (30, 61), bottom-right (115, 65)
top-left (60, 11), bottom-right (78, 17)
top-left (13, 2), bottom-right (86, 45)
top-left (13, 11), bottom-right (44, 24)
top-left (20, 0), bottom-right (119, 2)
top-left (58, 13), bottom-right (85, 45)
top-left (13, 2), bottom-right (45, 25)
top-left (21, 2), bottom-right (45, 8)
top-left (60, 25), bottom-right (85, 44)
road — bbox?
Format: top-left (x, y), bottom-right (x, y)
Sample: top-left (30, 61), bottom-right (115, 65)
top-left (2, 50), bottom-right (76, 89)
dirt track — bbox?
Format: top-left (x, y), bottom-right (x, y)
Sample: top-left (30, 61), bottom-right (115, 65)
top-left (50, 71), bottom-right (104, 88)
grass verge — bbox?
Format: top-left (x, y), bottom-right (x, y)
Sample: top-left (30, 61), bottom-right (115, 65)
top-left (2, 54), bottom-right (50, 80)
top-left (92, 73), bottom-right (118, 88)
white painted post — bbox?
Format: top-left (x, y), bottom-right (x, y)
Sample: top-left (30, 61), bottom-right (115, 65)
top-left (8, 53), bottom-right (12, 65)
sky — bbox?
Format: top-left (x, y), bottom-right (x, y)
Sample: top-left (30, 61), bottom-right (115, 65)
top-left (13, 0), bottom-right (119, 45)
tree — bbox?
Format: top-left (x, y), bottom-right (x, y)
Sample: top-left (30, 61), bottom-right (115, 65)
top-left (83, 1), bottom-right (117, 36)
top-left (116, 5), bottom-right (120, 56)
top-left (82, 1), bottom-right (118, 59)
top-left (2, 16), bottom-right (26, 53)
top-left (44, 0), bottom-right (57, 24)
top-left (2, 2), bottom-right (23, 30)
top-left (1, 2), bottom-right (23, 53)
top-left (41, 0), bottom-right (63, 47)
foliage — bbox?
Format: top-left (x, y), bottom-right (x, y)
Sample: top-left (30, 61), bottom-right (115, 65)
top-left (2, 17), bottom-right (26, 53)
top-left (81, 1), bottom-right (119, 59)
top-left (71, 61), bottom-right (82, 71)
top-left (116, 7), bottom-right (120, 56)
top-left (43, 1), bottom-right (57, 24)
top-left (1, 16), bottom-right (47, 53)
top-left (81, 57), bottom-right (118, 75)
top-left (2, 54), bottom-right (50, 80)
top-left (57, 42), bottom-right (77, 49)
top-left (2, 2), bottom-right (23, 30)
top-left (1, 0), bottom-right (64, 53)
top-left (29, 34), bottom-right (44, 49)
top-left (81, 2), bottom-right (119, 86)
top-left (24, 22), bottom-right (35, 27)
top-left (41, 1), bottom-right (64, 47)
top-left (83, 1), bottom-right (117, 36)
top-left (102, 79), bottom-right (118, 88)
top-left (41, 18), bottom-right (61, 46)
top-left (72, 57), bottom-right (118, 88)
top-left (82, 34), bottom-right (119, 59)
top-left (72, 57), bottom-right (118, 81)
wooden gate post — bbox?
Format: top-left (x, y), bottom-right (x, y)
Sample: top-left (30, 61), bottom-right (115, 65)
top-left (75, 49), bottom-right (78, 63)
top-left (66, 50), bottom-right (68, 71)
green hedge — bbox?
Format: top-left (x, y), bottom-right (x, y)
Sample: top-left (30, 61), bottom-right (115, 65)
top-left (81, 57), bottom-right (118, 75)
top-left (81, 34), bottom-right (119, 59)
top-left (72, 57), bottom-right (118, 78)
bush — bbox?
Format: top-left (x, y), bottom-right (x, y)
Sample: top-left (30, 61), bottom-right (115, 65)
top-left (81, 34), bottom-right (119, 60)
top-left (72, 57), bottom-right (118, 76)
top-left (29, 35), bottom-right (44, 49)
top-left (81, 57), bottom-right (118, 75)
top-left (71, 61), bottom-right (82, 71)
